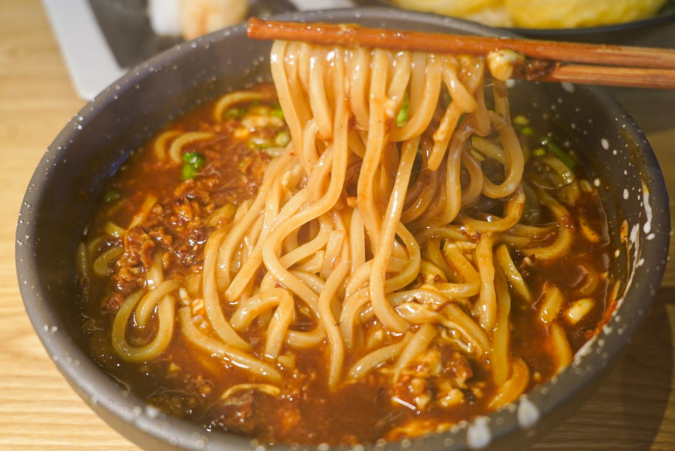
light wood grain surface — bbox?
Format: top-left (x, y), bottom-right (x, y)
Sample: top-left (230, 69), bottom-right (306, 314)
top-left (1, 0), bottom-right (675, 449)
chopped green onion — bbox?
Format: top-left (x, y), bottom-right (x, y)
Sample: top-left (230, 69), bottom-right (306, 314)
top-left (103, 190), bottom-right (120, 203)
top-left (182, 151), bottom-right (205, 168)
top-left (247, 137), bottom-right (269, 150)
top-left (513, 115), bottom-right (530, 126)
top-left (181, 151), bottom-right (206, 180)
top-left (271, 108), bottom-right (284, 119)
top-left (262, 146), bottom-right (286, 157)
top-left (396, 93), bottom-right (410, 127)
top-left (182, 164), bottom-right (198, 180)
top-left (532, 148), bottom-right (546, 157)
top-left (275, 130), bottom-right (290, 147)
top-left (443, 88), bottom-right (451, 106)
top-left (520, 126), bottom-right (534, 136)
top-left (225, 108), bottom-right (245, 119)
top-left (541, 137), bottom-right (577, 168)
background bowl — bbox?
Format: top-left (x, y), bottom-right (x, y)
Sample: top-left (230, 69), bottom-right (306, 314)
top-left (16, 7), bottom-right (670, 451)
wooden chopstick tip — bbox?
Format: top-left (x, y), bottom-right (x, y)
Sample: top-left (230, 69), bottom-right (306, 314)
top-left (246, 17), bottom-right (264, 37)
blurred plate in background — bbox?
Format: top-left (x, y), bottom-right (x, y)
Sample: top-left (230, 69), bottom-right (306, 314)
top-left (88, 0), bottom-right (298, 69)
top-left (41, 0), bottom-right (354, 99)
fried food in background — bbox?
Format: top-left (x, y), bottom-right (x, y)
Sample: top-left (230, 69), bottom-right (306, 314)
top-left (505, 0), bottom-right (667, 28)
top-left (390, 0), bottom-right (498, 17)
top-left (390, 0), bottom-right (668, 28)
top-left (391, 0), bottom-right (513, 26)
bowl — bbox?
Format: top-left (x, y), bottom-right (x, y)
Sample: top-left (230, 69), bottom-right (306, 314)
top-left (16, 7), bottom-right (670, 450)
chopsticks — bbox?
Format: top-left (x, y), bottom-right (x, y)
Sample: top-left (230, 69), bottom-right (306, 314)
top-left (246, 18), bottom-right (675, 90)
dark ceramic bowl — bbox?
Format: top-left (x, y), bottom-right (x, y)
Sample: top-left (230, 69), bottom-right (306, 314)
top-left (16, 7), bottom-right (670, 451)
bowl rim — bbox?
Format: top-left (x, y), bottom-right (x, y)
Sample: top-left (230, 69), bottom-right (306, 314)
top-left (16, 6), bottom-right (671, 451)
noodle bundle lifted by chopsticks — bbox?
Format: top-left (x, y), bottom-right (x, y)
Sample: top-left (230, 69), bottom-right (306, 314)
top-left (92, 38), bottom-right (607, 441)
top-left (197, 41), bottom-right (533, 389)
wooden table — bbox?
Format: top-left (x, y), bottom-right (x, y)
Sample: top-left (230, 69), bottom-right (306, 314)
top-left (1, 0), bottom-right (674, 449)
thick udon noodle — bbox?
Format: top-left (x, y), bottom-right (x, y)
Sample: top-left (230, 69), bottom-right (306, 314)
top-left (94, 41), bottom-right (585, 423)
